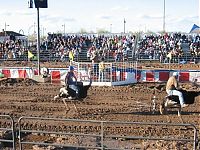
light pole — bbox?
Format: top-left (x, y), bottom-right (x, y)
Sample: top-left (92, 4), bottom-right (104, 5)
top-left (28, 0), bottom-right (48, 76)
top-left (199, 0), bottom-right (200, 26)
top-left (36, 7), bottom-right (41, 75)
top-left (33, 22), bottom-right (36, 36)
top-left (42, 27), bottom-right (46, 37)
top-left (110, 24), bottom-right (112, 33)
top-left (163, 0), bottom-right (166, 33)
top-left (123, 18), bottom-right (126, 34)
top-left (62, 24), bottom-right (65, 35)
top-left (4, 22), bottom-right (9, 38)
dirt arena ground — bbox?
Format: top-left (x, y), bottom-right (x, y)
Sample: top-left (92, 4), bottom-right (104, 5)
top-left (0, 61), bottom-right (199, 150)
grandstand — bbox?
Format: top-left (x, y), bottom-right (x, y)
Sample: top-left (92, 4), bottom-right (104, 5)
top-left (0, 32), bottom-right (199, 64)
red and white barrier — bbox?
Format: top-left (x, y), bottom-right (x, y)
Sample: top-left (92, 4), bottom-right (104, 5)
top-left (0, 67), bottom-right (199, 84)
top-left (138, 70), bottom-right (200, 82)
top-left (0, 68), bottom-right (33, 79)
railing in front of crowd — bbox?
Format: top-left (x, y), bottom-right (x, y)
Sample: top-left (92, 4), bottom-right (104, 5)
top-left (0, 46), bottom-right (199, 63)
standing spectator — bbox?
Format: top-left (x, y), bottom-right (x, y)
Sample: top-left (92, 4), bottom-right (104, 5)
top-left (99, 58), bottom-right (105, 82)
top-left (90, 50), bottom-right (98, 63)
top-left (87, 50), bottom-right (91, 61)
top-left (90, 50), bottom-right (99, 77)
top-left (68, 49), bottom-right (74, 65)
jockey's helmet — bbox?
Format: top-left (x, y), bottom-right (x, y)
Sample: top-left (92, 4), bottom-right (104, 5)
top-left (69, 66), bottom-right (74, 71)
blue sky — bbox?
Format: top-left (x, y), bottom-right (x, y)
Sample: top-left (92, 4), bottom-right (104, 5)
top-left (0, 0), bottom-right (199, 35)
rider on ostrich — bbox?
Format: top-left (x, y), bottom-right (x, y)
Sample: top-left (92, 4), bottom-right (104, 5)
top-left (65, 66), bottom-right (79, 100)
top-left (166, 72), bottom-right (188, 108)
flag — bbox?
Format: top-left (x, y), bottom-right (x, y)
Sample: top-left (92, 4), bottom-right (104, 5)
top-left (189, 24), bottom-right (200, 34)
top-left (167, 51), bottom-right (172, 60)
top-left (28, 51), bottom-right (34, 59)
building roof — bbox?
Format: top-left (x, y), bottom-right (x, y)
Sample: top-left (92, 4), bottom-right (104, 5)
top-left (0, 31), bottom-right (25, 36)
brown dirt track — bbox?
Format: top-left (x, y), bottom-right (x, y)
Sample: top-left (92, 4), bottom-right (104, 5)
top-left (0, 61), bottom-right (200, 150)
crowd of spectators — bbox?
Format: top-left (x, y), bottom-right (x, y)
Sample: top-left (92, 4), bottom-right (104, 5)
top-left (0, 38), bottom-right (26, 60)
top-left (189, 35), bottom-right (200, 63)
top-left (137, 33), bottom-right (200, 63)
top-left (39, 34), bottom-right (135, 62)
top-left (86, 34), bottom-right (135, 62)
top-left (0, 32), bottom-right (199, 64)
top-left (40, 33), bottom-right (87, 62)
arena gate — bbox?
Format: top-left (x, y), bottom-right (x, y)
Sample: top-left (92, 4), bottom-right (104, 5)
top-left (17, 116), bottom-right (198, 150)
top-left (0, 115), bottom-right (15, 149)
top-left (0, 116), bottom-right (198, 149)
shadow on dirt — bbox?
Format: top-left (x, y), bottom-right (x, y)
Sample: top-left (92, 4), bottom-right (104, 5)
top-left (85, 110), bottom-right (200, 116)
